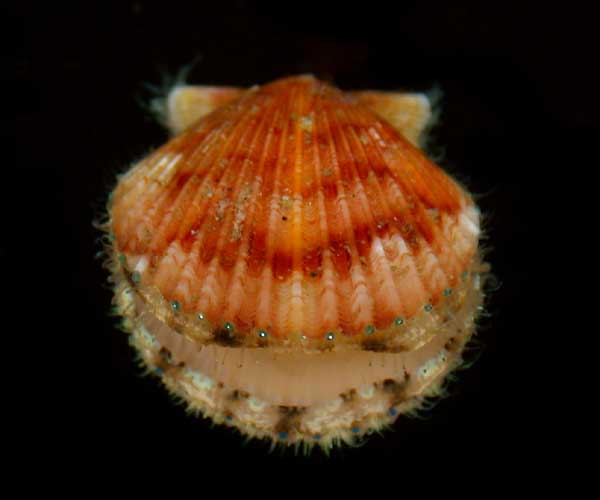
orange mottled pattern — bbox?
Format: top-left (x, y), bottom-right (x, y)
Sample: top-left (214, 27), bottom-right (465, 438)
top-left (111, 76), bottom-right (478, 339)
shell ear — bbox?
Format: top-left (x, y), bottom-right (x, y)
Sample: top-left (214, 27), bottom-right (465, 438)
top-left (166, 85), bottom-right (434, 146)
top-left (352, 91), bottom-right (433, 147)
top-left (166, 85), bottom-right (243, 135)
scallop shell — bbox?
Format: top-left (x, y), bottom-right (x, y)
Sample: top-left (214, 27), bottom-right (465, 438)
top-left (106, 75), bottom-right (488, 449)
top-left (111, 75), bottom-right (479, 350)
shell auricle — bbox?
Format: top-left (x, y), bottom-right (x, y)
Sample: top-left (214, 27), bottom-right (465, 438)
top-left (104, 74), bottom-right (489, 451)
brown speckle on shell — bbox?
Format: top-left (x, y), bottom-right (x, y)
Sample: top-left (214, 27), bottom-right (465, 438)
top-left (340, 389), bottom-right (357, 403)
top-left (213, 328), bottom-right (243, 347)
top-left (275, 406), bottom-right (306, 437)
top-left (381, 378), bottom-right (409, 405)
top-left (362, 339), bottom-right (389, 352)
top-left (444, 337), bottom-right (460, 352)
top-left (228, 389), bottom-right (250, 401)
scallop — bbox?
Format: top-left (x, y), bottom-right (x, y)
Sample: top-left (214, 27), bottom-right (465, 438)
top-left (104, 75), bottom-right (489, 451)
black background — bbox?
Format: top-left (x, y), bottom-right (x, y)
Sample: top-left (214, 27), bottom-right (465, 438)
top-left (11, 0), bottom-right (594, 479)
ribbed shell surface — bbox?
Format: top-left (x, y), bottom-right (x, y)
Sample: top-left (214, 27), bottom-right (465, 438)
top-left (111, 75), bottom-right (479, 345)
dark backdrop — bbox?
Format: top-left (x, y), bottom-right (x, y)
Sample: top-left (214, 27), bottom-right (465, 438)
top-left (11, 0), bottom-right (594, 479)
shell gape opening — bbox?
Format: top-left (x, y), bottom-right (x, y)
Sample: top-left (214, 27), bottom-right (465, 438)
top-left (138, 303), bottom-right (462, 407)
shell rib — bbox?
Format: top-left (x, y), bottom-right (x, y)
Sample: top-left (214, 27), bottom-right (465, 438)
top-left (110, 75), bottom-right (480, 351)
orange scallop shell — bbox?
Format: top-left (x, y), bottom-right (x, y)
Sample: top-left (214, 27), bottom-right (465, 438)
top-left (110, 75), bottom-right (480, 349)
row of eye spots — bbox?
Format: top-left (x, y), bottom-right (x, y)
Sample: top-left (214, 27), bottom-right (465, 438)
top-left (165, 284), bottom-right (455, 343)
top-left (128, 290), bottom-right (467, 351)
top-left (132, 289), bottom-right (456, 357)
top-left (118, 250), bottom-right (473, 344)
